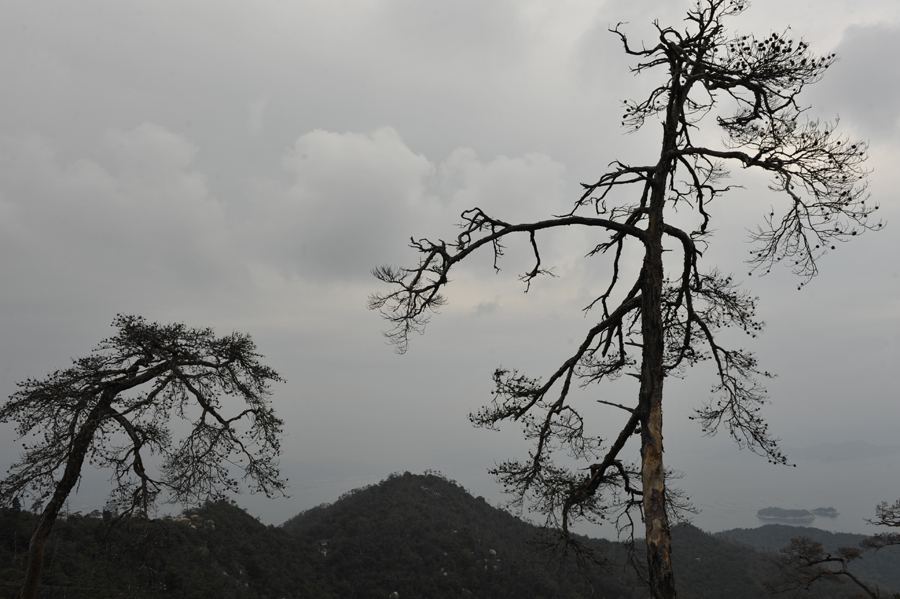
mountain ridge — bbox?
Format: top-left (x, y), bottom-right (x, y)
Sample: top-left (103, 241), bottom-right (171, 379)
top-left (1, 471), bottom-right (896, 598)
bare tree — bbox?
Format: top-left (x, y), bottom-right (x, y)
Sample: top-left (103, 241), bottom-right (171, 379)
top-left (370, 1), bottom-right (880, 597)
top-left (0, 314), bottom-right (286, 599)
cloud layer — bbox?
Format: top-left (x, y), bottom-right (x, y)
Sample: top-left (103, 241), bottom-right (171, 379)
top-left (0, 0), bottom-right (897, 534)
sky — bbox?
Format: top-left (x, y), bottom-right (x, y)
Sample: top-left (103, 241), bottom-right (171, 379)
top-left (1, 0), bottom-right (898, 540)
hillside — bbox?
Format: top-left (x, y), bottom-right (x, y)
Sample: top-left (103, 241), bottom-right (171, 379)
top-left (283, 471), bottom-right (642, 599)
top-left (0, 499), bottom-right (329, 599)
top-left (717, 524), bottom-right (900, 592)
top-left (1, 472), bottom-right (896, 598)
top-left (284, 472), bottom-right (900, 598)
top-left (280, 471), bottom-right (811, 599)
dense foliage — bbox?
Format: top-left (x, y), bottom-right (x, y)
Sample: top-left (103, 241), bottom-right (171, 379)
top-left (0, 501), bottom-right (327, 599)
top-left (0, 315), bottom-right (287, 598)
top-left (284, 471), bottom-right (641, 599)
top-left (1, 473), bottom-right (897, 598)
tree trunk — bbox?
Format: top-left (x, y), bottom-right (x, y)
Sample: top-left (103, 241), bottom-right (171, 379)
top-left (639, 231), bottom-right (676, 598)
top-left (19, 506), bottom-right (58, 599)
top-left (640, 378), bottom-right (675, 599)
top-left (638, 108), bottom-right (678, 598)
top-left (19, 403), bottom-right (108, 599)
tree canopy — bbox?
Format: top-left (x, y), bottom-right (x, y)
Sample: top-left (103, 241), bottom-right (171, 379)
top-left (0, 314), bottom-right (285, 599)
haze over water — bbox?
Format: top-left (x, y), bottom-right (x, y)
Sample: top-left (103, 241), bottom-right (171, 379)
top-left (681, 441), bottom-right (900, 536)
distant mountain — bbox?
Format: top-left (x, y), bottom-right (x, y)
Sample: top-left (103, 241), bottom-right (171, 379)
top-left (1, 473), bottom-right (896, 598)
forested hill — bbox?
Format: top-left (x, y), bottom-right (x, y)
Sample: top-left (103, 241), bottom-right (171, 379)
top-left (282, 472), bottom-right (897, 599)
top-left (282, 471), bottom-right (643, 599)
top-left (281, 471), bottom-right (791, 599)
top-left (716, 524), bottom-right (900, 592)
top-left (0, 497), bottom-right (329, 599)
top-left (1, 472), bottom-right (895, 598)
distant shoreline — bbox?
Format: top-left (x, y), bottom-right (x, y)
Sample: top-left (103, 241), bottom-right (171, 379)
top-left (757, 514), bottom-right (816, 522)
top-left (756, 507), bottom-right (839, 522)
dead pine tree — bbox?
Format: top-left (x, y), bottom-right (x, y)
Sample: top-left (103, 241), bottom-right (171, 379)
top-left (369, 1), bottom-right (880, 598)
top-left (0, 314), bottom-right (286, 599)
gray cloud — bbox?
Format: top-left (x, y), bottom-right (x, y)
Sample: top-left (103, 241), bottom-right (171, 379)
top-left (808, 24), bottom-right (900, 142)
top-left (0, 125), bottom-right (233, 296)
top-left (237, 128), bottom-right (570, 281)
top-left (0, 0), bottom-right (897, 536)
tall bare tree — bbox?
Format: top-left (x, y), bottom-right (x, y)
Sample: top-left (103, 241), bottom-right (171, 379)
top-left (370, 1), bottom-right (880, 597)
top-left (0, 314), bottom-right (286, 599)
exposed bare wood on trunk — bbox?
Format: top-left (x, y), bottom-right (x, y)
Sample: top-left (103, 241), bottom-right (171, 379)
top-left (639, 115), bottom-right (677, 596)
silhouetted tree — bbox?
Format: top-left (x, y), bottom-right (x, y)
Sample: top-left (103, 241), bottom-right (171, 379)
top-left (767, 500), bottom-right (900, 598)
top-left (864, 499), bottom-right (900, 552)
top-left (764, 496), bottom-right (900, 599)
top-left (0, 314), bottom-right (286, 599)
top-left (370, 1), bottom-right (879, 597)
top-left (766, 537), bottom-right (876, 598)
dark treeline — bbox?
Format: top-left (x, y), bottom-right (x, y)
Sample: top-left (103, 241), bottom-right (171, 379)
top-left (0, 500), bottom-right (327, 599)
top-left (1, 472), bottom-right (896, 598)
top-left (716, 524), bottom-right (900, 593)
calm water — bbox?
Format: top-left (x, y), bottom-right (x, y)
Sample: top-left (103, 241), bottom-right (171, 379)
top-left (679, 444), bottom-right (900, 536)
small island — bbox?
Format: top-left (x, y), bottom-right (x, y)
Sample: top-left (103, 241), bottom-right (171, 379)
top-left (757, 507), bottom-right (816, 522)
top-left (810, 507), bottom-right (840, 517)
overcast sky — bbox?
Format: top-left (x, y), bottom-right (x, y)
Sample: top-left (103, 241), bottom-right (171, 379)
top-left (1, 0), bottom-right (898, 539)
